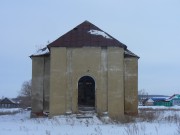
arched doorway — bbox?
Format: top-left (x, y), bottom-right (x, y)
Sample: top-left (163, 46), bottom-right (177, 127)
top-left (78, 76), bottom-right (95, 107)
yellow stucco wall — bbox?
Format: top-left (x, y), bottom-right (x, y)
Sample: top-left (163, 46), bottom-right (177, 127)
top-left (49, 48), bottom-right (67, 116)
top-left (31, 57), bottom-right (44, 116)
top-left (107, 47), bottom-right (124, 120)
top-left (43, 56), bottom-right (50, 112)
top-left (49, 47), bottom-right (126, 119)
top-left (70, 47), bottom-right (101, 113)
top-left (31, 56), bottom-right (50, 117)
top-left (31, 46), bottom-right (138, 120)
top-left (124, 57), bottom-right (138, 115)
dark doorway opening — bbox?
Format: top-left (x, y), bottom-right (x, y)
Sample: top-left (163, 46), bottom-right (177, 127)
top-left (78, 76), bottom-right (95, 107)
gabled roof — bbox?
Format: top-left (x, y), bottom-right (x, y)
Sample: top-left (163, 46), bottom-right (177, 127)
top-left (147, 98), bottom-right (154, 103)
top-left (166, 94), bottom-right (180, 101)
top-left (0, 98), bottom-right (17, 104)
top-left (47, 21), bottom-right (127, 48)
top-left (30, 21), bottom-right (139, 58)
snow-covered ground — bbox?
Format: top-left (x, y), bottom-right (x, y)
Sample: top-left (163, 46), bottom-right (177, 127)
top-left (139, 105), bottom-right (180, 109)
top-left (0, 107), bottom-right (180, 135)
top-left (0, 108), bottom-right (22, 113)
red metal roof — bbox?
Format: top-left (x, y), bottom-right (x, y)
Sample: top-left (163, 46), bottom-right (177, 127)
top-left (30, 21), bottom-right (139, 58)
top-left (47, 21), bottom-right (127, 48)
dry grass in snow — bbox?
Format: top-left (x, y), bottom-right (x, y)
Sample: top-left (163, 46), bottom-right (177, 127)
top-left (0, 107), bottom-right (180, 135)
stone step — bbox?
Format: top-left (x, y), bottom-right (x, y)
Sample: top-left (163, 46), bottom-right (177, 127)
top-left (77, 106), bottom-right (96, 118)
top-left (76, 113), bottom-right (95, 119)
top-left (76, 115), bottom-right (93, 119)
top-left (78, 110), bottom-right (95, 114)
top-left (78, 106), bottom-right (95, 111)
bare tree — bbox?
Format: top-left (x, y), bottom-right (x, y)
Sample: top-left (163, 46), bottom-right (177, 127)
top-left (138, 89), bottom-right (149, 105)
top-left (17, 80), bottom-right (32, 108)
top-left (19, 80), bottom-right (31, 97)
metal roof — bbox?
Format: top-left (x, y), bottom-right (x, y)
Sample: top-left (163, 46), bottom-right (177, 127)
top-left (31, 21), bottom-right (139, 58)
top-left (47, 21), bottom-right (127, 48)
top-left (0, 98), bottom-right (17, 104)
top-left (30, 47), bottom-right (50, 58)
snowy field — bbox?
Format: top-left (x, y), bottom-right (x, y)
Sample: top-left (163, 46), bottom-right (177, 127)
top-left (0, 107), bottom-right (180, 135)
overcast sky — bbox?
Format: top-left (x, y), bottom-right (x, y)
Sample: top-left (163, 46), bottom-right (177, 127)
top-left (0, 0), bottom-right (180, 98)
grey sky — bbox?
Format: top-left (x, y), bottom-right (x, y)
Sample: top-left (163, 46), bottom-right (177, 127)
top-left (0, 0), bottom-right (180, 98)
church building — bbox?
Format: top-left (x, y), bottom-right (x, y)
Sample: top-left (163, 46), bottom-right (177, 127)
top-left (30, 21), bottom-right (139, 120)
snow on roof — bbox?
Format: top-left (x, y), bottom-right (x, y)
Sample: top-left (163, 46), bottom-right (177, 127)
top-left (147, 98), bottom-right (154, 102)
top-left (9, 98), bottom-right (16, 104)
top-left (166, 94), bottom-right (180, 101)
top-left (151, 97), bottom-right (167, 102)
top-left (0, 98), bottom-right (17, 104)
top-left (152, 97), bottom-right (169, 100)
top-left (32, 47), bottom-right (49, 56)
top-left (88, 29), bottom-right (112, 39)
top-left (168, 94), bottom-right (180, 99)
